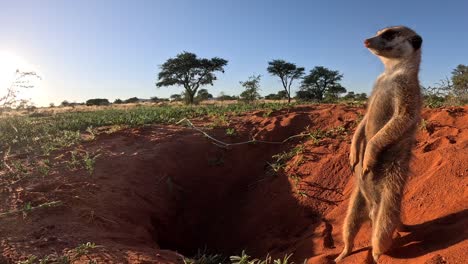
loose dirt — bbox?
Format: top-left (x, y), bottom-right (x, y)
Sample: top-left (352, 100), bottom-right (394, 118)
top-left (0, 104), bottom-right (466, 263)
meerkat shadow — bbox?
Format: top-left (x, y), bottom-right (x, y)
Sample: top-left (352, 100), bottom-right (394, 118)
top-left (388, 209), bottom-right (468, 259)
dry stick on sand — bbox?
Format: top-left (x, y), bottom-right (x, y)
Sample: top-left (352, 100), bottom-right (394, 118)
top-left (177, 118), bottom-right (311, 148)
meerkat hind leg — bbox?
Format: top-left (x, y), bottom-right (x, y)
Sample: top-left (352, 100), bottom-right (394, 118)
top-left (371, 184), bottom-right (402, 262)
top-left (335, 187), bottom-right (367, 262)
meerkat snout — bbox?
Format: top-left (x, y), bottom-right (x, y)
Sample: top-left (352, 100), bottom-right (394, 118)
top-left (364, 39), bottom-right (371, 47)
top-left (365, 26), bottom-right (422, 59)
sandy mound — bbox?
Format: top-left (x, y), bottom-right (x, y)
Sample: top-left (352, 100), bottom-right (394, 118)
top-left (0, 104), bottom-right (466, 263)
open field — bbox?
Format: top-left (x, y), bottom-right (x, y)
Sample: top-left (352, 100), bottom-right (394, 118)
top-left (0, 104), bottom-right (466, 264)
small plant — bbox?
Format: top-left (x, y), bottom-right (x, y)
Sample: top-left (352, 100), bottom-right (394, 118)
top-left (83, 152), bottom-right (100, 175)
top-left (308, 129), bottom-right (327, 144)
top-left (419, 118), bottom-right (428, 131)
top-left (18, 256), bottom-right (38, 264)
top-left (269, 145), bottom-right (305, 175)
top-left (262, 109), bottom-right (273, 117)
top-left (67, 150), bottom-right (81, 170)
top-left (184, 248), bottom-right (227, 264)
top-left (230, 251), bottom-right (294, 264)
top-left (22, 202), bottom-right (32, 218)
top-left (85, 126), bottom-right (97, 141)
top-left (37, 159), bottom-right (51, 177)
top-left (72, 242), bottom-right (97, 260)
top-left (226, 127), bottom-right (237, 136)
top-left (230, 251), bottom-right (253, 264)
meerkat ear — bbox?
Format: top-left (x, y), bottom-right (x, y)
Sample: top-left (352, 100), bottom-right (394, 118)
top-left (410, 35), bottom-right (423, 50)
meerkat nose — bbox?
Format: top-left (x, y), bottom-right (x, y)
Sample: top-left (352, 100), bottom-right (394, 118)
top-left (364, 39), bottom-right (371, 47)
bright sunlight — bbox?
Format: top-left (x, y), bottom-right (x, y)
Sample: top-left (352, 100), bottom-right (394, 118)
top-left (0, 51), bottom-right (42, 105)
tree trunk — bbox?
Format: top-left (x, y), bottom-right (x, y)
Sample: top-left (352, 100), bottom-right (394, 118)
top-left (188, 93), bottom-right (195, 104)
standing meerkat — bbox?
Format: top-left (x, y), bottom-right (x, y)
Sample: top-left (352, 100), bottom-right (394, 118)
top-left (335, 26), bottom-right (423, 263)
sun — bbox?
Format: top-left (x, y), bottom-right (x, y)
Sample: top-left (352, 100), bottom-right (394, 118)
top-left (0, 51), bottom-right (44, 104)
top-left (0, 51), bottom-right (28, 90)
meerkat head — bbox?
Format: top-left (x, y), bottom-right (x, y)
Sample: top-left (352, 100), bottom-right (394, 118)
top-left (364, 26), bottom-right (422, 59)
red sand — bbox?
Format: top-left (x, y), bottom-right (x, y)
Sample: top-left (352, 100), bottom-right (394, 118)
top-left (0, 104), bottom-right (466, 263)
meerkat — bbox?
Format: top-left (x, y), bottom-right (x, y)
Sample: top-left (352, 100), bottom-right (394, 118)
top-left (335, 26), bottom-right (423, 263)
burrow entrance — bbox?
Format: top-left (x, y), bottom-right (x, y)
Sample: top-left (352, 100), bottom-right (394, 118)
top-left (139, 129), bottom-right (320, 259)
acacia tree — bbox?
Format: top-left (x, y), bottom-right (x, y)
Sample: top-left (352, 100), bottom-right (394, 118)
top-left (239, 75), bottom-right (262, 103)
top-left (298, 66), bottom-right (345, 102)
top-left (267, 60), bottom-right (305, 103)
top-left (156, 52), bottom-right (228, 104)
top-left (196, 88), bottom-right (213, 102)
top-left (451, 64), bottom-right (468, 103)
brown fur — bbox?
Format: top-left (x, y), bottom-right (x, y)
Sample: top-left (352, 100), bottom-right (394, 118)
top-left (335, 26), bottom-right (423, 263)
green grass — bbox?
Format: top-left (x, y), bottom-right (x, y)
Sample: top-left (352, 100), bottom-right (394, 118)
top-left (184, 250), bottom-right (299, 264)
top-left (1, 103), bottom-right (289, 158)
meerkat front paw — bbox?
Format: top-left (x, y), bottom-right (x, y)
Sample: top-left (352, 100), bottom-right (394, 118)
top-left (349, 151), bottom-right (358, 172)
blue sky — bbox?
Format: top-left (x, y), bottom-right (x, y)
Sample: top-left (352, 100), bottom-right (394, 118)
top-left (0, 0), bottom-right (467, 106)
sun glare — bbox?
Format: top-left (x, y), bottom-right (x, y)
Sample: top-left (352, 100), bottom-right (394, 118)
top-left (0, 51), bottom-right (43, 105)
top-left (0, 51), bottom-right (24, 90)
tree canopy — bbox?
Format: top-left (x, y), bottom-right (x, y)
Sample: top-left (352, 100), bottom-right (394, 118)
top-left (265, 90), bottom-right (288, 100)
top-left (451, 64), bottom-right (468, 103)
top-left (297, 66), bottom-right (345, 102)
top-left (267, 60), bottom-right (305, 103)
top-left (239, 75), bottom-right (262, 103)
top-left (156, 52), bottom-right (228, 104)
top-left (86, 98), bottom-right (110, 106)
top-left (196, 88), bottom-right (213, 102)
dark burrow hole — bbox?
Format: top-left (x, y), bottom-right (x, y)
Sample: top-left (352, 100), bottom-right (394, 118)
top-left (146, 141), bottom-right (320, 260)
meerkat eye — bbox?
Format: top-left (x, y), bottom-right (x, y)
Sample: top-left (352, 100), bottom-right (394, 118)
top-left (380, 30), bottom-right (399, 40)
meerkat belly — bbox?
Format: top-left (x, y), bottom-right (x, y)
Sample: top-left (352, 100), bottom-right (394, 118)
top-left (365, 87), bottom-right (394, 139)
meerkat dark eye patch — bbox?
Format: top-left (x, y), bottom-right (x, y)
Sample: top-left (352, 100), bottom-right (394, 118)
top-left (380, 30), bottom-right (399, 40)
top-left (409, 35), bottom-right (423, 50)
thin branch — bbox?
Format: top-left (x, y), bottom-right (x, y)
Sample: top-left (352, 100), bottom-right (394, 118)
top-left (176, 118), bottom-right (311, 148)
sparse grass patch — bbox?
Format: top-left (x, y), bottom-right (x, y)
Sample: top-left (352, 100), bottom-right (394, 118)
top-left (1, 103), bottom-right (289, 180)
top-left (0, 200), bottom-right (62, 219)
top-left (1, 103), bottom-right (288, 158)
top-left (18, 242), bottom-right (98, 264)
top-left (268, 145), bottom-right (305, 175)
top-left (420, 118), bottom-right (428, 131)
top-left (184, 250), bottom-right (299, 264)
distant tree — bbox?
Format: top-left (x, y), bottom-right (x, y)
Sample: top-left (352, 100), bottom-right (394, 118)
top-left (113, 98), bottom-right (123, 104)
top-left (343, 91), bottom-right (356, 100)
top-left (196, 88), bottom-right (213, 102)
top-left (86, 98), bottom-right (110, 106)
top-left (239, 75), bottom-right (262, 103)
top-left (324, 85), bottom-right (347, 102)
top-left (61, 100), bottom-right (70, 107)
top-left (356, 93), bottom-right (368, 101)
top-left (217, 92), bottom-right (237, 101)
top-left (267, 60), bottom-right (305, 103)
top-left (124, 97), bottom-right (139, 104)
top-left (49, 103), bottom-right (55, 108)
top-left (422, 84), bottom-right (446, 108)
top-left (298, 66), bottom-right (345, 102)
top-left (264, 93), bottom-right (278, 100)
top-left (277, 90), bottom-right (288, 99)
top-left (265, 90), bottom-right (288, 100)
top-left (150, 96), bottom-right (159, 102)
top-left (156, 52), bottom-right (228, 104)
top-left (450, 64), bottom-right (468, 103)
top-left (170, 94), bottom-right (183, 102)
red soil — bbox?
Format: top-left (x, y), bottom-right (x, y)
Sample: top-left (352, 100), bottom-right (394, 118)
top-left (0, 105), bottom-right (466, 264)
